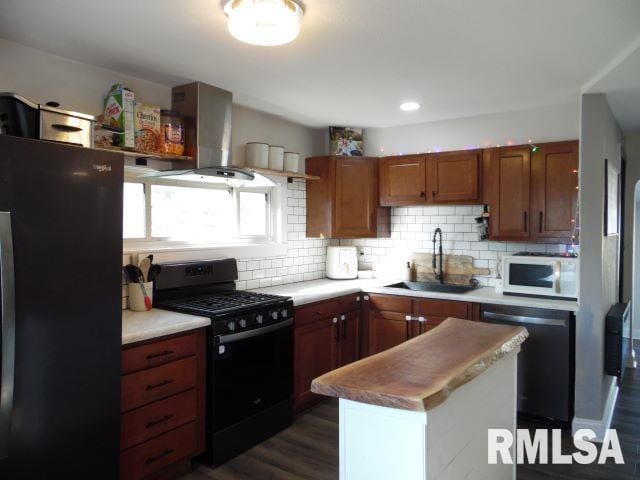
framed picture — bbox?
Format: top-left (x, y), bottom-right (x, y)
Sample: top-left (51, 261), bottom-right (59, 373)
top-left (329, 127), bottom-right (364, 156)
top-left (604, 158), bottom-right (621, 236)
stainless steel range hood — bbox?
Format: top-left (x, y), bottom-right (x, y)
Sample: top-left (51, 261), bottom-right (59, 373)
top-left (153, 82), bottom-right (255, 181)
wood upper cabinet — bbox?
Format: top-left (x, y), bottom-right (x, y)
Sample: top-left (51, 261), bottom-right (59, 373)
top-left (530, 141), bottom-right (579, 242)
top-left (429, 150), bottom-right (481, 203)
top-left (379, 155), bottom-right (428, 206)
top-left (306, 156), bottom-right (390, 238)
top-left (484, 146), bottom-right (531, 240)
top-left (484, 140), bottom-right (579, 243)
top-left (379, 151), bottom-right (482, 206)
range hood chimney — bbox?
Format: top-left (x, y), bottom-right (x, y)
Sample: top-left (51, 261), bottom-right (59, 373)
top-left (157, 82), bottom-right (255, 181)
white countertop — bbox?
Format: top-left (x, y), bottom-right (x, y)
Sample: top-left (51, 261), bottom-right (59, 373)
top-left (122, 308), bottom-right (211, 345)
top-left (254, 278), bottom-right (579, 312)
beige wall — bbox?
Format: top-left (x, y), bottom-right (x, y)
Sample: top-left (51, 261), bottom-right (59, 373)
top-left (575, 93), bottom-right (623, 426)
top-left (0, 37), bottom-right (325, 171)
top-left (363, 100), bottom-right (579, 156)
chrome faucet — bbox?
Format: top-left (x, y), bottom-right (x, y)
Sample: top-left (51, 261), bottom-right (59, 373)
top-left (432, 228), bottom-right (444, 284)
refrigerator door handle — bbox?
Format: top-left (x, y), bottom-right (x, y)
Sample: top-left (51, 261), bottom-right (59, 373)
top-left (0, 211), bottom-right (15, 461)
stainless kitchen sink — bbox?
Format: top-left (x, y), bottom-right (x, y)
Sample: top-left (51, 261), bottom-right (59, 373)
top-left (384, 281), bottom-right (479, 294)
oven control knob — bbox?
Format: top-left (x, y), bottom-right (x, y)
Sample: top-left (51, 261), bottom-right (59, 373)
top-left (227, 321), bottom-right (236, 332)
top-left (271, 311), bottom-right (278, 320)
top-left (256, 315), bottom-right (264, 325)
top-left (239, 318), bottom-right (247, 328)
top-left (281, 309), bottom-right (288, 318)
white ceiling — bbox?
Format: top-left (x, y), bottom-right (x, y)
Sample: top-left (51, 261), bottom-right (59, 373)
top-left (1, 0), bottom-right (639, 128)
top-left (585, 37), bottom-right (640, 133)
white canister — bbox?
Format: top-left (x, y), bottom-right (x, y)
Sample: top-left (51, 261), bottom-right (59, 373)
top-left (245, 142), bottom-right (269, 168)
top-left (268, 145), bottom-right (285, 170)
top-left (283, 152), bottom-right (300, 172)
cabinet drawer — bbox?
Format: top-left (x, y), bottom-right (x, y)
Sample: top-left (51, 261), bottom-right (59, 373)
top-left (368, 294), bottom-right (412, 314)
top-left (339, 293), bottom-right (362, 313)
top-left (120, 421), bottom-right (197, 480)
top-left (414, 299), bottom-right (472, 319)
top-left (122, 356), bottom-right (197, 412)
top-left (121, 389), bottom-right (197, 450)
top-left (295, 299), bottom-right (339, 327)
top-left (122, 332), bottom-right (199, 374)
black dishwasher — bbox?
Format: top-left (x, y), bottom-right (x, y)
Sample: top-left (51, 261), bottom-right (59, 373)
top-left (481, 304), bottom-right (575, 424)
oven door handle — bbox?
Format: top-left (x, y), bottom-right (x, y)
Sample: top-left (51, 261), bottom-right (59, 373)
top-left (218, 318), bottom-right (293, 344)
top-left (482, 311), bottom-right (567, 327)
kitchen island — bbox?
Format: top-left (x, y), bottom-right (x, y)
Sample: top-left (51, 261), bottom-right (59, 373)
top-left (311, 317), bottom-right (528, 480)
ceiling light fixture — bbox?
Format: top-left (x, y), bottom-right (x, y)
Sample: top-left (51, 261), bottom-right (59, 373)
top-left (400, 102), bottom-right (420, 111)
top-left (224, 0), bottom-right (304, 46)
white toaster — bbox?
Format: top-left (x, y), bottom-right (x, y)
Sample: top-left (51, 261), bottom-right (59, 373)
top-left (326, 246), bottom-right (358, 279)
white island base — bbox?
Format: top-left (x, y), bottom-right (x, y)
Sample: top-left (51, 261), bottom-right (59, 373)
top-left (338, 350), bottom-right (518, 480)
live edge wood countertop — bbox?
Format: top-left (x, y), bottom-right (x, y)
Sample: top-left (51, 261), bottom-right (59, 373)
top-left (311, 317), bottom-right (528, 411)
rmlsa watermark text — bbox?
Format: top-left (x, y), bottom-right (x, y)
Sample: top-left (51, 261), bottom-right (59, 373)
top-left (488, 429), bottom-right (624, 465)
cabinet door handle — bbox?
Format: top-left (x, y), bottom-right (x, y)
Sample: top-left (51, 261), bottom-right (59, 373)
top-left (420, 191), bottom-right (426, 198)
top-left (432, 190), bottom-right (437, 197)
top-left (145, 448), bottom-right (174, 465)
top-left (145, 379), bottom-right (174, 391)
top-left (539, 211), bottom-right (543, 233)
top-left (146, 414), bottom-right (174, 429)
top-left (356, 296), bottom-right (360, 302)
top-left (523, 211), bottom-right (528, 233)
top-left (146, 350), bottom-right (175, 360)
top-left (333, 317), bottom-right (340, 342)
top-left (363, 295), bottom-right (369, 301)
top-left (341, 315), bottom-right (347, 339)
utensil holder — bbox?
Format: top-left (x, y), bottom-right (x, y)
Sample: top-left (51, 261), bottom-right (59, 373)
top-left (129, 281), bottom-right (153, 312)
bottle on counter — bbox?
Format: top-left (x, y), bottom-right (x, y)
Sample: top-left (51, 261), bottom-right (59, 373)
top-left (404, 261), bottom-right (413, 282)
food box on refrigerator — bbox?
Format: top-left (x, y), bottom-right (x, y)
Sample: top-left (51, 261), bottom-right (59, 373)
top-left (134, 102), bottom-right (161, 152)
top-left (102, 83), bottom-right (135, 148)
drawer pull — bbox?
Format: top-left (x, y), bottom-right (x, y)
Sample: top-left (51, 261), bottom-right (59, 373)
top-left (145, 448), bottom-right (174, 465)
top-left (146, 350), bottom-right (175, 360)
top-left (145, 379), bottom-right (174, 391)
top-left (145, 414), bottom-right (174, 429)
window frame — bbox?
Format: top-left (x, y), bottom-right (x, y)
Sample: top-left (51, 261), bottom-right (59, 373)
top-left (122, 172), bottom-right (284, 255)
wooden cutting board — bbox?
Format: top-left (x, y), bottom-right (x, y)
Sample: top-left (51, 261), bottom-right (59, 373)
top-left (412, 253), bottom-right (490, 285)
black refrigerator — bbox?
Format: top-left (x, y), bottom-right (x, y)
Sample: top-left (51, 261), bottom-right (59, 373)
top-left (0, 136), bottom-right (123, 479)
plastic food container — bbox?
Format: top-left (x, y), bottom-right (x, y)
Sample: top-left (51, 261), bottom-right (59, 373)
top-left (284, 152), bottom-right (300, 172)
top-left (268, 145), bottom-right (284, 170)
top-left (159, 110), bottom-right (184, 155)
top-left (245, 142), bottom-right (269, 168)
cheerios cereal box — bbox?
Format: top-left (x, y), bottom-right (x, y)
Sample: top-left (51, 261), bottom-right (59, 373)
top-left (134, 103), bottom-right (161, 152)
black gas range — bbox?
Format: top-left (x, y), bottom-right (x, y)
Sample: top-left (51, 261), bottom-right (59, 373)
top-left (154, 259), bottom-right (294, 467)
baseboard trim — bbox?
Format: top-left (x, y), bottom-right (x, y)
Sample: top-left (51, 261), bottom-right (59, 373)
top-left (572, 380), bottom-right (619, 442)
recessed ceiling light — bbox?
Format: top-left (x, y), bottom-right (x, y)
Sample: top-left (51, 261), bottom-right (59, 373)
top-left (224, 0), bottom-right (304, 47)
top-left (400, 102), bottom-right (420, 111)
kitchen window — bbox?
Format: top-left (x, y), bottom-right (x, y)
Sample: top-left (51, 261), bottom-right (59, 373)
top-left (123, 173), bottom-right (280, 252)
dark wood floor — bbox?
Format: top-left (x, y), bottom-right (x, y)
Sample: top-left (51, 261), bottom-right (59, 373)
top-left (181, 348), bottom-right (640, 480)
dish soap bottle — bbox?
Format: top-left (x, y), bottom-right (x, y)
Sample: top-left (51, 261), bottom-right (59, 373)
top-left (404, 261), bottom-right (412, 282)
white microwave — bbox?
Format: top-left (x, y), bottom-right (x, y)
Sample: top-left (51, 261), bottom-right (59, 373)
top-left (502, 254), bottom-right (578, 300)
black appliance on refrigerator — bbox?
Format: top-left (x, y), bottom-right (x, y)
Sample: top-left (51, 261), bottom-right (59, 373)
top-left (154, 259), bottom-right (294, 467)
top-left (0, 135), bottom-right (123, 479)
